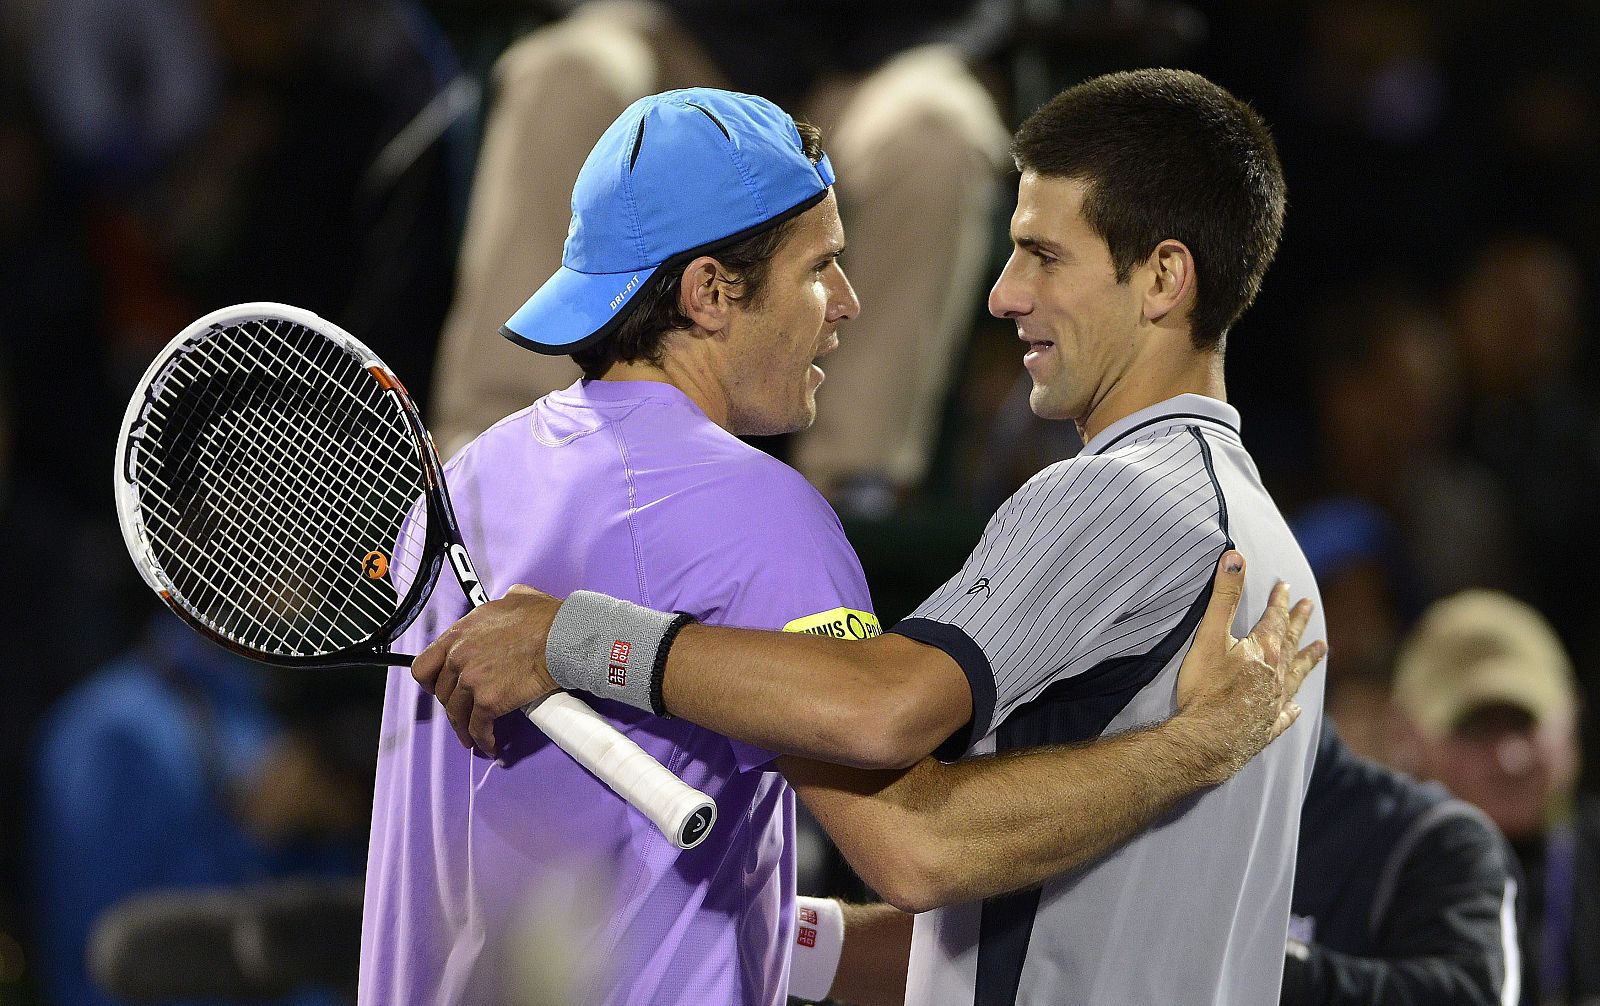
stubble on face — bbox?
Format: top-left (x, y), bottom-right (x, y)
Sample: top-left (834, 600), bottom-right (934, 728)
top-left (721, 193), bottom-right (850, 437)
top-left (998, 174), bottom-right (1139, 427)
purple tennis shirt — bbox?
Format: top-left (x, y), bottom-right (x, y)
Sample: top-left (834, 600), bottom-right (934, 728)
top-left (359, 380), bottom-right (875, 1005)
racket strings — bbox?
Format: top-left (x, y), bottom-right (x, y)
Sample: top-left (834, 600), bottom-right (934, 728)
top-left (164, 349), bottom-right (351, 649)
top-left (187, 391), bottom-right (392, 650)
top-left (149, 330), bottom-right (382, 645)
top-left (143, 340), bottom-right (388, 652)
top-left (133, 318), bottom-right (430, 657)
top-left (174, 328), bottom-right (416, 645)
top-left (212, 320), bottom-right (427, 648)
top-left (136, 353), bottom-right (334, 648)
top-left (160, 326), bottom-right (420, 652)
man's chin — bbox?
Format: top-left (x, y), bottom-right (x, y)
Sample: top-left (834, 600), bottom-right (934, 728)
top-left (739, 402), bottom-right (817, 438)
top-left (1027, 387), bottom-right (1075, 421)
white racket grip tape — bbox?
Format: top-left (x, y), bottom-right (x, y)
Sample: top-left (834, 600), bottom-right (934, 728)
top-left (522, 692), bottom-right (717, 850)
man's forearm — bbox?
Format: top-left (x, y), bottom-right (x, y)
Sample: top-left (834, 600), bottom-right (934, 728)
top-left (829, 902), bottom-right (913, 1006)
top-left (661, 627), bottom-right (971, 769)
top-left (415, 552), bottom-right (1317, 773)
top-left (781, 713), bottom-right (1232, 913)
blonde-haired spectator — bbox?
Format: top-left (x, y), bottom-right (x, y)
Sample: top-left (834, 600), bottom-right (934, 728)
top-left (1392, 590), bottom-right (1598, 1004)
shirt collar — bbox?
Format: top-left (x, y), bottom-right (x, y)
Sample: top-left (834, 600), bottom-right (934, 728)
top-left (1081, 394), bottom-right (1242, 456)
top-left (554, 378), bottom-right (703, 410)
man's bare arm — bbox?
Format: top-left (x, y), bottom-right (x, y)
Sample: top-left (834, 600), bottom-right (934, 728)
top-left (777, 571), bottom-right (1322, 913)
top-left (413, 588), bottom-right (971, 767)
top-left (661, 627), bottom-right (971, 769)
top-left (414, 553), bottom-right (1318, 774)
top-left (827, 903), bottom-right (913, 1006)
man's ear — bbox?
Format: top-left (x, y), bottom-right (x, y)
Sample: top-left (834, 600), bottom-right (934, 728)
top-left (679, 256), bottom-right (733, 334)
top-left (1142, 239), bottom-right (1196, 325)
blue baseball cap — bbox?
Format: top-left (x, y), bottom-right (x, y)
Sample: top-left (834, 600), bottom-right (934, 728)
top-left (501, 88), bottom-right (836, 355)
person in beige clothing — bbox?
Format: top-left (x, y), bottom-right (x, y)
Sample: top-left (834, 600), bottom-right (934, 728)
top-left (429, 1), bottom-right (1011, 507)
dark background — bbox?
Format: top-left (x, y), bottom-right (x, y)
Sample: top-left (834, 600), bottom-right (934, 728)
top-left (1, 0), bottom-right (1596, 1001)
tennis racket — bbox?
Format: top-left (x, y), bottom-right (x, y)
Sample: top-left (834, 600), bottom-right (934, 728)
top-left (114, 302), bottom-right (716, 850)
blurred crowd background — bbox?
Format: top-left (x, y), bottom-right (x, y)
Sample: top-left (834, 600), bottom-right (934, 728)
top-left (1, 0), bottom-right (1597, 1003)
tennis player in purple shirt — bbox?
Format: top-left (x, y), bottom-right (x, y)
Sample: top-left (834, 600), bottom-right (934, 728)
top-left (361, 89), bottom-right (874, 1006)
top-left (362, 375), bottom-right (871, 1003)
top-left (368, 88), bottom-right (1318, 1005)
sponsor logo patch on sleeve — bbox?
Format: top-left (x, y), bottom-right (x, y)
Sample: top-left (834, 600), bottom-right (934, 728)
top-left (782, 607), bottom-right (881, 640)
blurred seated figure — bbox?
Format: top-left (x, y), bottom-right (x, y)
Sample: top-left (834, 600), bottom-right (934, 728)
top-left (1287, 724), bottom-right (1520, 1005)
top-left (24, 0), bottom-right (462, 399)
top-left (427, 0), bottom-right (1012, 509)
top-left (1291, 497), bottom-right (1411, 763)
top-left (87, 879), bottom-right (364, 1003)
top-left (1309, 280), bottom-right (1524, 602)
top-left (1448, 235), bottom-right (1600, 650)
top-left (31, 614), bottom-right (376, 1006)
top-left (1392, 591), bottom-right (1600, 1005)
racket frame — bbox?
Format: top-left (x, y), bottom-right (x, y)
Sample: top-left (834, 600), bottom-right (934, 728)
top-left (115, 302), bottom-right (453, 668)
top-left (115, 302), bottom-right (718, 850)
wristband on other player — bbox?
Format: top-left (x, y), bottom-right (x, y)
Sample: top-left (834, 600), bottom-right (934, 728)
top-left (545, 590), bottom-right (694, 716)
top-left (788, 896), bottom-right (845, 1002)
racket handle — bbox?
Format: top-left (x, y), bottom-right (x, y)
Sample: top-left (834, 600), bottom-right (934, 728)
top-left (521, 692), bottom-right (718, 850)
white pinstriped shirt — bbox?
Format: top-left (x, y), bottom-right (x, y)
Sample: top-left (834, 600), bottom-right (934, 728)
top-left (892, 394), bottom-right (1327, 1005)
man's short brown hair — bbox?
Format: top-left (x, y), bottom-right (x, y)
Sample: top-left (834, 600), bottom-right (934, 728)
top-left (1013, 69), bottom-right (1286, 350)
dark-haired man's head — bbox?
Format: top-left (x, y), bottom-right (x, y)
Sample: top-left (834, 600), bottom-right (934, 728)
top-left (993, 69), bottom-right (1285, 425)
top-left (1013, 69), bottom-right (1286, 351)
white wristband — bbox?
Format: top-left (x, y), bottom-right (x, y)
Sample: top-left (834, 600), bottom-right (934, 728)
top-left (789, 896), bottom-right (845, 1002)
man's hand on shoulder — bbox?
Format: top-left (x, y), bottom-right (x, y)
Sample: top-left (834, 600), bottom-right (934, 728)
top-left (1174, 551), bottom-right (1326, 786)
top-left (412, 585), bottom-right (563, 756)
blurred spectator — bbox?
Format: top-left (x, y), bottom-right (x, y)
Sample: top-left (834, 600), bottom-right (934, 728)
top-left (0, 69), bottom-right (139, 1000)
top-left (1299, 0), bottom-right (1449, 143)
top-left (1287, 725), bottom-right (1520, 1005)
top-left (426, 0), bottom-right (1012, 511)
top-left (1392, 591), bottom-right (1600, 1005)
top-left (1448, 235), bottom-right (1600, 647)
top-left (28, 0), bottom-right (220, 185)
top-left (1309, 281), bottom-right (1523, 602)
top-left (23, 0), bottom-right (464, 398)
top-left (30, 616), bottom-right (376, 1006)
top-left (1271, 0), bottom-right (1476, 282)
top-left (1443, 1), bottom-right (1600, 253)
top-left (1292, 498), bottom-right (1409, 762)
top-left (0, 70), bottom-right (114, 512)
top-left (3, 7), bottom-right (464, 995)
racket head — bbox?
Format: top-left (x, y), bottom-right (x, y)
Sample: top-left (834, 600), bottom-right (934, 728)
top-left (114, 302), bottom-right (451, 667)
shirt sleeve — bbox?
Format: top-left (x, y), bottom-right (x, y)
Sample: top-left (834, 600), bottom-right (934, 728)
top-left (648, 458), bottom-right (877, 772)
top-left (891, 434), bottom-right (1228, 755)
top-left (1281, 805), bottom-right (1520, 1006)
